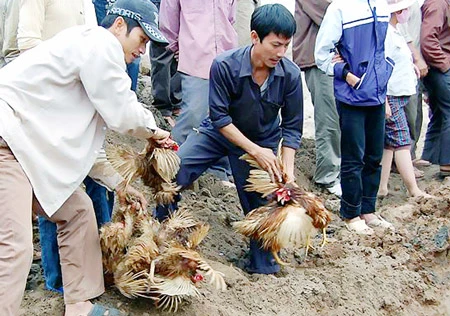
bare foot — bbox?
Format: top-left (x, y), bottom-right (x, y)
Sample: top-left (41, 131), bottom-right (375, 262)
top-left (409, 189), bottom-right (434, 199)
top-left (378, 188), bottom-right (389, 197)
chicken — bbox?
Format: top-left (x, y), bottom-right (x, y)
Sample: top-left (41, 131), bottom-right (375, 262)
top-left (99, 204), bottom-right (226, 312)
top-left (107, 138), bottom-right (181, 204)
top-left (233, 149), bottom-right (332, 265)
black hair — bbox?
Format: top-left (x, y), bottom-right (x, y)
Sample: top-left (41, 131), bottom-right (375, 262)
top-left (100, 14), bottom-right (140, 34)
top-left (250, 4), bottom-right (296, 42)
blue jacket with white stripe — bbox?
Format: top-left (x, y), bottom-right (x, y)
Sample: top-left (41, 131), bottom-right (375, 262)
top-left (315, 0), bottom-right (394, 106)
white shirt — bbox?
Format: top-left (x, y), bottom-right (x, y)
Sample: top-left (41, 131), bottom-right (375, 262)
top-left (0, 26), bottom-right (157, 216)
top-left (385, 24), bottom-right (417, 96)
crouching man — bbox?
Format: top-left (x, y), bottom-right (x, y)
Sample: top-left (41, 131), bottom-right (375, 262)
top-left (0, 0), bottom-right (171, 315)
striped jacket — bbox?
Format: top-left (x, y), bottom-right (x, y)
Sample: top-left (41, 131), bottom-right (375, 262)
top-left (315, 0), bottom-right (394, 106)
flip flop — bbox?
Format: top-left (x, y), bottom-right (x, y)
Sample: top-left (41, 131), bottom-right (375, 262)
top-left (413, 159), bottom-right (432, 167)
top-left (365, 215), bottom-right (395, 231)
top-left (345, 219), bottom-right (374, 235)
top-left (439, 170), bottom-right (450, 179)
top-left (87, 304), bottom-right (124, 316)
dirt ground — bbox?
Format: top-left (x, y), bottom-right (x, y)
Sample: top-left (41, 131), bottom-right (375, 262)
top-left (20, 0), bottom-right (450, 315)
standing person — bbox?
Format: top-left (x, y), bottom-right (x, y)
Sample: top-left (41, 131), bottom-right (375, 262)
top-left (315, 0), bottom-right (394, 235)
top-left (292, 0), bottom-right (341, 197)
top-left (159, 0), bottom-right (238, 182)
top-left (149, 0), bottom-right (181, 127)
top-left (0, 0), bottom-right (20, 68)
top-left (420, 0), bottom-right (450, 176)
top-left (17, 0), bottom-right (114, 294)
top-left (379, 0), bottom-right (430, 198)
top-left (0, 0), bottom-right (171, 314)
top-left (156, 4), bottom-right (302, 274)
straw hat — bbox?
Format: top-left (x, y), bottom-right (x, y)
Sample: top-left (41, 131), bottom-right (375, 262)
top-left (386, 0), bottom-right (416, 13)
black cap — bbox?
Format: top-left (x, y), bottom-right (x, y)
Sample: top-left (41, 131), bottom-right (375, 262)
top-left (107, 0), bottom-right (168, 44)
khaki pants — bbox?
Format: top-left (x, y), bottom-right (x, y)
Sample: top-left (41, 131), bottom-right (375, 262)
top-left (0, 145), bottom-right (104, 315)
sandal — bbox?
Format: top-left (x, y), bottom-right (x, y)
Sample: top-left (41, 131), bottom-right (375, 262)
top-left (414, 167), bottom-right (424, 179)
top-left (365, 215), bottom-right (395, 231)
top-left (413, 159), bottom-right (432, 167)
top-left (87, 304), bottom-right (124, 316)
top-left (345, 219), bottom-right (374, 235)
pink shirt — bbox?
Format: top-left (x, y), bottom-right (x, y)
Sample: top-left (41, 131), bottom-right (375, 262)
top-left (159, 0), bottom-right (238, 79)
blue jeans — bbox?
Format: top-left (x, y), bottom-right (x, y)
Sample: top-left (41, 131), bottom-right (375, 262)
top-left (172, 74), bottom-right (231, 181)
top-left (337, 101), bottom-right (385, 219)
top-left (39, 176), bottom-right (114, 292)
top-left (422, 68), bottom-right (450, 165)
top-left (155, 121), bottom-right (279, 274)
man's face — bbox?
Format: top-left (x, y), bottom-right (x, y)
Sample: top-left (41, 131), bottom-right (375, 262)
top-left (116, 21), bottom-right (150, 64)
top-left (251, 31), bottom-right (291, 68)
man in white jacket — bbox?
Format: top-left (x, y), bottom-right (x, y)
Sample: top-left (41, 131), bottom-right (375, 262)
top-left (0, 0), bottom-right (170, 315)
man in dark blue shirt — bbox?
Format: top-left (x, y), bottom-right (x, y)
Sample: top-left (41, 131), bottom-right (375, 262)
top-left (156, 4), bottom-right (303, 275)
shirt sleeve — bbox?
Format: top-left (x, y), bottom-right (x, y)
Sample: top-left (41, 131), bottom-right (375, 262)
top-left (302, 0), bottom-right (331, 26)
top-left (314, 1), bottom-right (343, 76)
top-left (79, 33), bottom-right (158, 139)
top-left (17, 0), bottom-right (45, 51)
top-left (420, 1), bottom-right (450, 73)
top-left (88, 146), bottom-right (124, 191)
top-left (209, 58), bottom-right (233, 130)
top-left (159, 0), bottom-right (180, 53)
top-left (280, 72), bottom-right (303, 150)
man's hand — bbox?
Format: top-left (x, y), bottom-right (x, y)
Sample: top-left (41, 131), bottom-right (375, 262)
top-left (385, 98), bottom-right (392, 119)
top-left (115, 181), bottom-right (148, 211)
top-left (414, 56), bottom-right (429, 78)
top-left (173, 50), bottom-right (179, 62)
top-left (151, 128), bottom-right (171, 145)
top-left (345, 72), bottom-right (361, 88)
top-left (250, 146), bottom-right (282, 182)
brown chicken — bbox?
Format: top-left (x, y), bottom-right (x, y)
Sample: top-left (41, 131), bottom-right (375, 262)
top-left (100, 206), bottom-right (226, 312)
top-left (107, 138), bottom-right (181, 204)
top-left (233, 150), bottom-right (332, 265)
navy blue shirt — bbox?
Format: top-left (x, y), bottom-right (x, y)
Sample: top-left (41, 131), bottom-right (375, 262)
top-left (208, 45), bottom-right (303, 150)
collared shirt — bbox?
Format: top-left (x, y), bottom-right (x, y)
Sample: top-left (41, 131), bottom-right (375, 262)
top-left (421, 0), bottom-right (450, 73)
top-left (209, 45), bottom-right (303, 150)
top-left (0, 26), bottom-right (157, 216)
top-left (385, 24), bottom-right (417, 96)
top-left (0, 0), bottom-right (20, 67)
top-left (159, 0), bottom-right (238, 79)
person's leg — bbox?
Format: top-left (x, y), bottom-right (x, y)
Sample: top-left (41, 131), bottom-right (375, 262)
top-left (0, 146), bottom-right (33, 315)
top-left (304, 67), bottom-right (341, 188)
top-left (154, 129), bottom-right (228, 221)
top-left (49, 188), bottom-right (104, 311)
top-left (378, 148), bottom-right (393, 196)
top-left (422, 69), bottom-right (443, 164)
top-left (337, 101), bottom-right (365, 220)
top-left (150, 41), bottom-right (176, 117)
top-left (83, 176), bottom-right (113, 227)
top-left (38, 216), bottom-right (63, 293)
top-left (127, 57), bottom-right (140, 92)
top-left (360, 104), bottom-right (385, 215)
top-left (172, 74), bottom-right (209, 144)
top-left (394, 148), bottom-right (426, 196)
top-left (228, 151), bottom-right (279, 274)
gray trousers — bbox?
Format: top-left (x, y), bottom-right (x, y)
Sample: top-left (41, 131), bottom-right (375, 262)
top-left (404, 82), bottom-right (423, 160)
top-left (149, 42), bottom-right (182, 117)
top-left (304, 67), bottom-right (341, 186)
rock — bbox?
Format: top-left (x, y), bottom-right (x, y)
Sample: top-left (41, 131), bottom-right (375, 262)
top-left (434, 226), bottom-right (449, 249)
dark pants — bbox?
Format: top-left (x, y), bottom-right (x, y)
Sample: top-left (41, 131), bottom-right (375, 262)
top-left (422, 68), bottom-right (450, 165)
top-left (39, 177), bottom-right (114, 292)
top-left (337, 101), bottom-right (385, 219)
top-left (155, 122), bottom-right (279, 274)
top-left (404, 82), bottom-right (423, 160)
top-left (149, 42), bottom-right (181, 116)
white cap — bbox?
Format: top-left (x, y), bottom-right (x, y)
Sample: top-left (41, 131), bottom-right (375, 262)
top-left (387, 0), bottom-right (416, 13)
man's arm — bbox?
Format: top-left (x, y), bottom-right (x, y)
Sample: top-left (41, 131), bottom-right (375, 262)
top-left (159, 0), bottom-right (180, 53)
top-left (421, 1), bottom-right (450, 73)
top-left (408, 42), bottom-right (428, 78)
top-left (314, 1), bottom-right (343, 76)
top-left (17, 0), bottom-right (46, 52)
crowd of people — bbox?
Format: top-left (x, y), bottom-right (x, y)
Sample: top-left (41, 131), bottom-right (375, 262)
top-left (0, 0), bottom-right (448, 315)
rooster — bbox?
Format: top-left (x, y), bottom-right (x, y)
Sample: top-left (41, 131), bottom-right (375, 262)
top-left (100, 205), bottom-right (226, 312)
top-left (106, 138), bottom-right (180, 204)
top-left (233, 148), bottom-right (332, 265)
